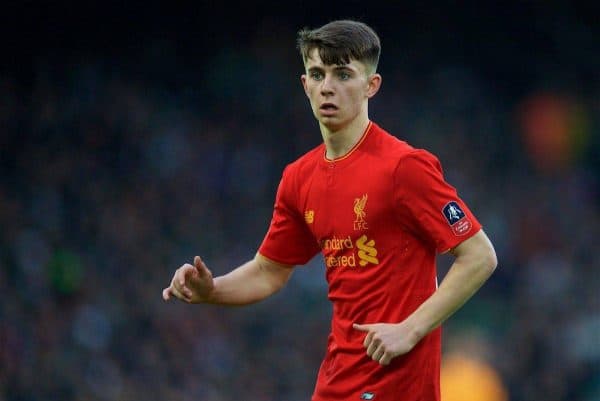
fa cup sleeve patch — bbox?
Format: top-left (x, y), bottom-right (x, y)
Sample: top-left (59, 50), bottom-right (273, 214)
top-left (442, 201), bottom-right (472, 236)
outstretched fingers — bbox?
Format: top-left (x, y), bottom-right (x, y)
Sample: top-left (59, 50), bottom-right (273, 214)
top-left (176, 268), bottom-right (195, 301)
top-left (194, 256), bottom-right (212, 278)
top-left (353, 323), bottom-right (374, 348)
top-left (163, 266), bottom-right (193, 302)
top-left (163, 257), bottom-right (213, 303)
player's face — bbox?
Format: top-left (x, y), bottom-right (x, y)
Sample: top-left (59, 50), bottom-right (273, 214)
top-left (301, 49), bottom-right (381, 132)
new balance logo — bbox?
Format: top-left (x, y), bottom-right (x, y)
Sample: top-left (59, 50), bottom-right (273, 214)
top-left (360, 392), bottom-right (375, 400)
top-left (304, 210), bottom-right (314, 224)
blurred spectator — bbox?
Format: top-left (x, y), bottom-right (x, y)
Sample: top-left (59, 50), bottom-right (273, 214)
top-left (441, 330), bottom-right (508, 401)
top-left (518, 92), bottom-right (590, 174)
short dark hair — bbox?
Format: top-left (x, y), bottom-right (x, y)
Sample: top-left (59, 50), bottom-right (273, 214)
top-left (297, 20), bottom-right (381, 74)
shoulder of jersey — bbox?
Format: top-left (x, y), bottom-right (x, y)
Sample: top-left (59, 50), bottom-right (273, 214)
top-left (285, 143), bottom-right (324, 172)
top-left (372, 125), bottom-right (416, 158)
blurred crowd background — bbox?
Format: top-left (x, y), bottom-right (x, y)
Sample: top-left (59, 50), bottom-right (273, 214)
top-left (0, 2), bottom-right (598, 400)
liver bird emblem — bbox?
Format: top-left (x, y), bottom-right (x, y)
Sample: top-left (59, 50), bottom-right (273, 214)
top-left (353, 194), bottom-right (368, 230)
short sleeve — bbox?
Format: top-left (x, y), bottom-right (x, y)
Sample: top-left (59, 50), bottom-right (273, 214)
top-left (394, 150), bottom-right (482, 253)
top-left (258, 166), bottom-right (321, 265)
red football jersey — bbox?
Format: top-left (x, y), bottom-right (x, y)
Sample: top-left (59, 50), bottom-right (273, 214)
top-left (259, 122), bottom-right (482, 401)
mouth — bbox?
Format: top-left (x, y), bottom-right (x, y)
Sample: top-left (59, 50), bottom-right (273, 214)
top-left (320, 103), bottom-right (338, 111)
top-left (319, 103), bottom-right (338, 115)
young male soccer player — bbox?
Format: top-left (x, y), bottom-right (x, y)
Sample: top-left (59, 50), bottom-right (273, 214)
top-left (163, 20), bottom-right (498, 401)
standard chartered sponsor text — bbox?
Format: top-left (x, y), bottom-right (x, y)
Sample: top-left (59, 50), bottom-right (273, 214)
top-left (321, 236), bottom-right (354, 251)
top-left (325, 253), bottom-right (357, 267)
top-left (321, 235), bottom-right (379, 268)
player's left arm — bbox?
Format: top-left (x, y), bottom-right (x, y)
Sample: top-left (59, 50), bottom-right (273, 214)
top-left (410, 228), bottom-right (497, 334)
top-left (354, 229), bottom-right (497, 365)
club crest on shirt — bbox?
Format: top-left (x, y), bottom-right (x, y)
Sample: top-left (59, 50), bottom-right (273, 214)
top-left (442, 201), bottom-right (472, 236)
top-left (353, 194), bottom-right (369, 230)
top-left (304, 209), bottom-right (315, 224)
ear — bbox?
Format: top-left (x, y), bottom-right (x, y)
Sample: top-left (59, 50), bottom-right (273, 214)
top-left (300, 74), bottom-right (308, 95)
top-left (366, 73), bottom-right (382, 99)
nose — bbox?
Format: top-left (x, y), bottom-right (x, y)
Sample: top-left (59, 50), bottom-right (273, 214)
top-left (320, 74), bottom-right (335, 96)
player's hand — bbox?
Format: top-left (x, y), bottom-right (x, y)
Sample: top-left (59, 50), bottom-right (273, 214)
top-left (162, 256), bottom-right (215, 303)
top-left (352, 322), bottom-right (420, 365)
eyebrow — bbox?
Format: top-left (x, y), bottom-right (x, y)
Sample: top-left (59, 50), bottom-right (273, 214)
top-left (307, 65), bottom-right (356, 73)
top-left (333, 66), bottom-right (354, 72)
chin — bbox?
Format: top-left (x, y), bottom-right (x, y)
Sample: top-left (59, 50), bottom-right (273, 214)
top-left (321, 120), bottom-right (348, 133)
top-left (317, 115), bottom-right (341, 127)
top-left (319, 120), bottom-right (340, 131)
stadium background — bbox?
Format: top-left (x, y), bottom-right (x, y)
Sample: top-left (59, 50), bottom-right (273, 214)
top-left (0, 1), bottom-right (598, 400)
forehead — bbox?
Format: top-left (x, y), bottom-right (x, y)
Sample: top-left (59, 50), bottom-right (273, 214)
top-left (304, 48), bottom-right (366, 73)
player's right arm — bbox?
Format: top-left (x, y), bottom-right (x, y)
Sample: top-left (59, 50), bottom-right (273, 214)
top-left (162, 253), bottom-right (293, 305)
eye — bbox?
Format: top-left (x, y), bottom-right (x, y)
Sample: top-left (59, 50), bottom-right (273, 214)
top-left (310, 70), bottom-right (324, 81)
top-left (338, 71), bottom-right (351, 80)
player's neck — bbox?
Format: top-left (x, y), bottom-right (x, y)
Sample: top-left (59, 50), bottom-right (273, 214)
top-left (321, 115), bottom-right (370, 160)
